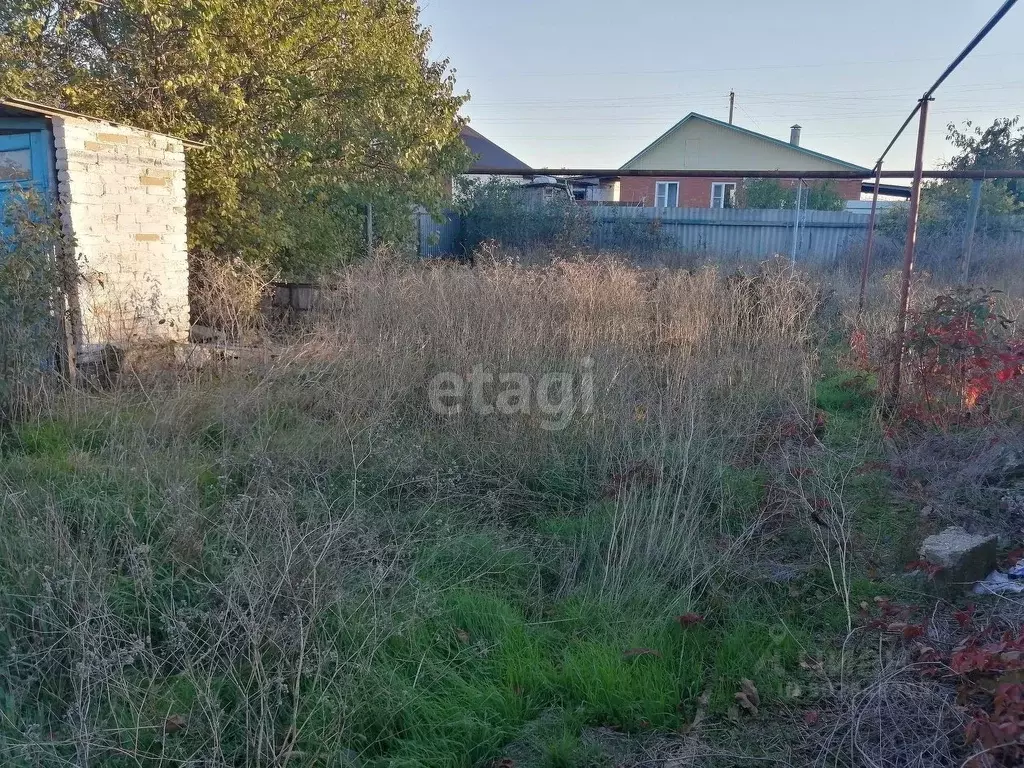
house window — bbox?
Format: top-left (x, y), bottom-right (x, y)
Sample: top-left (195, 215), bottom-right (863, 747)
top-left (710, 182), bottom-right (737, 209)
top-left (655, 181), bottom-right (678, 208)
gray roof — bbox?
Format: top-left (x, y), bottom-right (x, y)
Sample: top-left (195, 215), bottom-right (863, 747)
top-left (461, 126), bottom-right (530, 172)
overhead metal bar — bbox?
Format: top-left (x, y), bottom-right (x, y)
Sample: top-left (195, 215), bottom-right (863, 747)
top-left (873, 0), bottom-right (1018, 170)
top-left (465, 168), bottom-right (1024, 180)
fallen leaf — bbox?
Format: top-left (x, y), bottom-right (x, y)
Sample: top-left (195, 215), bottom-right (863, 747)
top-left (954, 605), bottom-right (977, 630)
top-left (735, 679), bottom-right (760, 716)
top-left (163, 714), bottom-right (186, 735)
top-left (741, 678), bottom-right (760, 708)
top-left (799, 656), bottom-right (825, 673)
top-left (680, 688), bottom-right (711, 735)
top-left (901, 623), bottom-right (927, 641)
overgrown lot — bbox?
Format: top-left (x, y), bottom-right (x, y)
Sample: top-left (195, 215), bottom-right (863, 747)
top-left (2, 256), bottom-right (1023, 766)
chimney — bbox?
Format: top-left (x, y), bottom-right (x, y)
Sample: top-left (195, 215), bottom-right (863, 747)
top-left (790, 124), bottom-right (802, 146)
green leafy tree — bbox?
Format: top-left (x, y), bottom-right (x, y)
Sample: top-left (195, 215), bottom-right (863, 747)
top-left (0, 0), bottom-right (470, 277)
top-left (946, 117), bottom-right (1024, 207)
top-left (879, 118), bottom-right (1024, 259)
top-left (741, 179), bottom-right (843, 211)
top-left (743, 179), bottom-right (791, 209)
top-left (456, 178), bottom-right (590, 253)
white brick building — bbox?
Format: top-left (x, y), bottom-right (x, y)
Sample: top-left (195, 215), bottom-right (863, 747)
top-left (0, 98), bottom-right (196, 355)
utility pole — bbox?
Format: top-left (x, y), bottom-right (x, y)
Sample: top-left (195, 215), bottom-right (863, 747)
top-left (728, 91), bottom-right (735, 125)
top-left (889, 97), bottom-right (932, 408)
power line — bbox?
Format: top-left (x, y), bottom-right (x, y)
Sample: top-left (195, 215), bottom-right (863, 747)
top-left (466, 81), bottom-right (1024, 109)
top-left (875, 0), bottom-right (1020, 170)
top-left (454, 49), bottom-right (1024, 81)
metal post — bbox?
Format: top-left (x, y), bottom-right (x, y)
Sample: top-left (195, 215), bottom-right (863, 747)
top-left (961, 177), bottom-right (983, 282)
top-left (790, 179), bottom-right (803, 265)
top-left (416, 207), bottom-right (423, 258)
top-left (366, 202), bottom-right (374, 259)
top-left (857, 164), bottom-right (883, 313)
top-left (729, 91), bottom-right (735, 125)
top-left (889, 98), bottom-right (931, 408)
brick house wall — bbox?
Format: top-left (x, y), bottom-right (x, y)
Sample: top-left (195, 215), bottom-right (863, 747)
top-left (618, 176), bottom-right (863, 208)
top-left (52, 116), bottom-right (190, 347)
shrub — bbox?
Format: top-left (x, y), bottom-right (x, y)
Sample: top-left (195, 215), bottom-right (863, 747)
top-left (0, 190), bottom-right (72, 422)
top-left (190, 257), bottom-right (271, 342)
top-left (741, 179), bottom-right (844, 211)
top-left (457, 178), bottom-right (591, 254)
top-left (903, 287), bottom-right (1024, 423)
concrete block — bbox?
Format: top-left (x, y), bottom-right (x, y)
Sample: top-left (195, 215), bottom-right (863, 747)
top-left (920, 527), bottom-right (998, 586)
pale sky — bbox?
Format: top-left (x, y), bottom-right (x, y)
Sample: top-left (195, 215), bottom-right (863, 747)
top-left (419, 0), bottom-right (1024, 172)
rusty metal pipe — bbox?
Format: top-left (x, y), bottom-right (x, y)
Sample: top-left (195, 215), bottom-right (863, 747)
top-left (874, 0), bottom-right (1018, 170)
top-left (465, 168), bottom-right (1024, 180)
top-left (889, 99), bottom-right (931, 408)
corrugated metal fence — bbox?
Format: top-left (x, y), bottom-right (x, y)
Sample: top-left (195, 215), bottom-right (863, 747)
top-left (589, 207), bottom-right (867, 261)
top-left (417, 206), bottom-right (1024, 263)
top-left (417, 208), bottom-right (462, 257)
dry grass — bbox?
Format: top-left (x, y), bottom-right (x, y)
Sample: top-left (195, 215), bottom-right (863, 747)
top-left (190, 256), bottom-right (272, 341)
top-left (4, 251), bottom-right (1020, 766)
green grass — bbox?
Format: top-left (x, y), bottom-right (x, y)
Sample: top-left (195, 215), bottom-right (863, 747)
top-left (329, 574), bottom-right (820, 767)
top-left (0, 351), bottom-right (913, 767)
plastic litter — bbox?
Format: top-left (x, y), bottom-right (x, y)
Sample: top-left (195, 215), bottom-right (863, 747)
top-left (973, 570), bottom-right (1024, 595)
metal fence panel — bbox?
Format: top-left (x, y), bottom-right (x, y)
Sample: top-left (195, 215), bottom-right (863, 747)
top-left (417, 209), bottom-right (461, 257)
top-left (418, 205), bottom-right (1024, 264)
top-left (588, 206), bottom-right (869, 262)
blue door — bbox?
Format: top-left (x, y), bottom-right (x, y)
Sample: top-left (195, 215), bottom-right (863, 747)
top-left (0, 121), bottom-right (55, 239)
top-left (0, 121), bottom-right (59, 372)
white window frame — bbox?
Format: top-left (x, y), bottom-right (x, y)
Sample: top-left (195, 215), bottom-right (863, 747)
top-left (710, 182), bottom-right (737, 209)
top-left (654, 181), bottom-right (679, 208)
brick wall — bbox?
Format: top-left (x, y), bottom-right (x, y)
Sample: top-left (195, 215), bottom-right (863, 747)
top-left (51, 116), bottom-right (190, 348)
top-left (618, 176), bottom-right (864, 207)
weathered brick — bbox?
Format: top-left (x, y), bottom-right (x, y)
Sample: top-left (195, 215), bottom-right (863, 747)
top-left (52, 115), bottom-right (190, 346)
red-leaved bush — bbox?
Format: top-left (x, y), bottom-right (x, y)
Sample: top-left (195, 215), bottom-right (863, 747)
top-left (903, 289), bottom-right (1024, 423)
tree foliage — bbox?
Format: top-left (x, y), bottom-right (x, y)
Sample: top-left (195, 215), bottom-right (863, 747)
top-left (947, 117), bottom-right (1024, 206)
top-left (0, 0), bottom-right (470, 277)
top-left (456, 178), bottom-right (590, 254)
top-left (742, 179), bottom-right (844, 211)
top-left (876, 118), bottom-right (1024, 269)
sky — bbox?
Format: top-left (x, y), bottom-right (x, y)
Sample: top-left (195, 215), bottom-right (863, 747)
top-left (418, 0), bottom-right (1024, 173)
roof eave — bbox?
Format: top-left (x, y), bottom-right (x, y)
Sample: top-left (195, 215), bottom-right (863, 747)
top-left (0, 97), bottom-right (206, 149)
